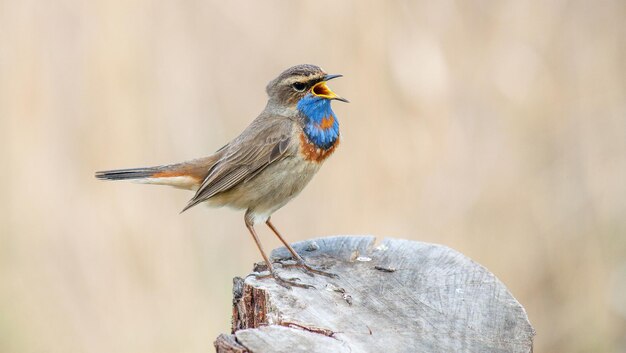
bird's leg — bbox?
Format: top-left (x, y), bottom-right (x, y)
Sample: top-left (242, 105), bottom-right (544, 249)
top-left (245, 221), bottom-right (313, 289)
top-left (266, 218), bottom-right (338, 278)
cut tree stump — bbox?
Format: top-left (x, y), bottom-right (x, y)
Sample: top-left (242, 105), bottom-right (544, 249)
top-left (214, 236), bottom-right (535, 353)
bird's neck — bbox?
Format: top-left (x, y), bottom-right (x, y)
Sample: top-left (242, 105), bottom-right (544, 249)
top-left (297, 94), bottom-right (340, 150)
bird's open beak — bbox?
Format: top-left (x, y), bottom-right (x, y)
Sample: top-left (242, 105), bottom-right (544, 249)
top-left (311, 74), bottom-right (349, 103)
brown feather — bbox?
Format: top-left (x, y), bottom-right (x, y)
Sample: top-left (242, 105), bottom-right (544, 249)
top-left (299, 133), bottom-right (340, 163)
top-left (95, 154), bottom-right (222, 190)
top-left (181, 116), bottom-right (295, 212)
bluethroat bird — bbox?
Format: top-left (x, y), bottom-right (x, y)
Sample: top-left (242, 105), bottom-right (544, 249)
top-left (96, 64), bottom-right (348, 288)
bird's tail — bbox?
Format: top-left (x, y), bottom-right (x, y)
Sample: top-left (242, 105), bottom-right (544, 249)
top-left (95, 155), bottom-right (218, 190)
top-left (95, 167), bottom-right (162, 181)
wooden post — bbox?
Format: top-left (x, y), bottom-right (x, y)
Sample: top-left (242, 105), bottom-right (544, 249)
top-left (215, 236), bottom-right (535, 353)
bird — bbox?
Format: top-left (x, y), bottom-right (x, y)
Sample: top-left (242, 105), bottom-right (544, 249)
top-left (95, 64), bottom-right (348, 288)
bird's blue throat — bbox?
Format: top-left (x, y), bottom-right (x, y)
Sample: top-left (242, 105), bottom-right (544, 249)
top-left (297, 93), bottom-right (339, 150)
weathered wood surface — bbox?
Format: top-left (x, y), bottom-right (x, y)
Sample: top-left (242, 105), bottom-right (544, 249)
top-left (215, 236), bottom-right (535, 353)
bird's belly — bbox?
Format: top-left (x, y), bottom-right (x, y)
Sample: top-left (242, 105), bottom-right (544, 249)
top-left (207, 156), bottom-right (321, 214)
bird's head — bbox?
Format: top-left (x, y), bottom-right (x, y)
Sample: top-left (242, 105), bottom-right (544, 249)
top-left (266, 64), bottom-right (348, 109)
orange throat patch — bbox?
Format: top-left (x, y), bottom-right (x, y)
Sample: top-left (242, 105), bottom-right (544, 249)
top-left (319, 116), bottom-right (335, 129)
top-left (299, 132), bottom-right (340, 163)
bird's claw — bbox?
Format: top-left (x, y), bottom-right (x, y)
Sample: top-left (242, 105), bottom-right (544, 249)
top-left (279, 261), bottom-right (339, 279)
top-left (250, 271), bottom-right (314, 289)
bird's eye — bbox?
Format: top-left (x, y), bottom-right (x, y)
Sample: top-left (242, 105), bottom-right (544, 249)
top-left (292, 82), bottom-right (306, 92)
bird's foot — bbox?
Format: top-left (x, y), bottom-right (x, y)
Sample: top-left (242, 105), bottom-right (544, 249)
top-left (250, 271), bottom-right (314, 289)
top-left (278, 260), bottom-right (339, 279)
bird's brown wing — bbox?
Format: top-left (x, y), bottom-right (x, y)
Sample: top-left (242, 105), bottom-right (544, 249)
top-left (181, 118), bottom-right (295, 212)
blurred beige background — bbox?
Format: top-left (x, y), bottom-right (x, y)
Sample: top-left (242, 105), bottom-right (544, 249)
top-left (1, 1), bottom-right (625, 352)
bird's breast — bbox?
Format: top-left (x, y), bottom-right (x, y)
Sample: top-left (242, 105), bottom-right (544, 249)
top-left (298, 131), bottom-right (340, 163)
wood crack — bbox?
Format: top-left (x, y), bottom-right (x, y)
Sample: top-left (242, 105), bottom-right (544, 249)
top-left (279, 321), bottom-right (336, 338)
